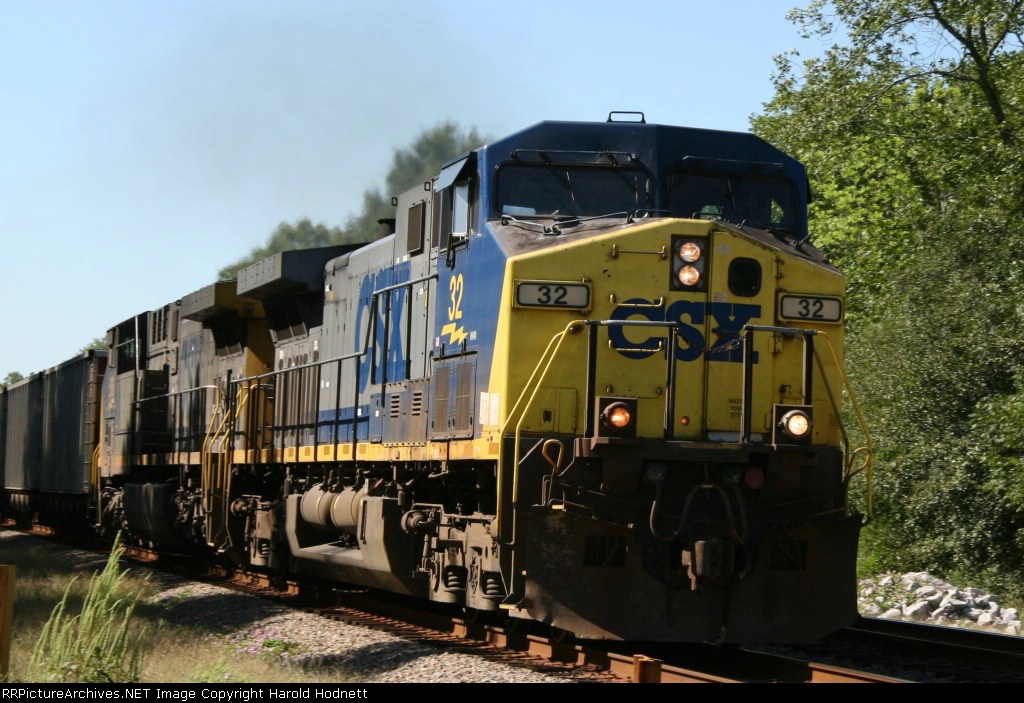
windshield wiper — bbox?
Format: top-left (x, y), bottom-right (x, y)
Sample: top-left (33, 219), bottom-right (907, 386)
top-left (602, 152), bottom-right (640, 197)
top-left (500, 211), bottom-right (632, 236)
top-left (500, 215), bottom-right (562, 235)
top-left (539, 152), bottom-right (572, 192)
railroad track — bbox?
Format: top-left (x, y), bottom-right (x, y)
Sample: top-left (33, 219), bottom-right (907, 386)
top-left (7, 527), bottom-right (1022, 682)
top-left (819, 617), bottom-right (1024, 682)
top-left (242, 584), bottom-right (911, 682)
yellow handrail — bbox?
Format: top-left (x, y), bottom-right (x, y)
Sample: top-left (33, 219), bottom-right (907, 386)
top-left (218, 384), bottom-right (254, 550)
top-left (91, 443), bottom-right (101, 527)
top-left (497, 320), bottom-right (583, 533)
top-left (200, 385), bottom-right (224, 517)
top-left (817, 332), bottom-right (875, 517)
top-left (496, 321), bottom-right (875, 534)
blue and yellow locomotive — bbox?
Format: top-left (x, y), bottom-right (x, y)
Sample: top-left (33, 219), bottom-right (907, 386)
top-left (7, 114), bottom-right (872, 644)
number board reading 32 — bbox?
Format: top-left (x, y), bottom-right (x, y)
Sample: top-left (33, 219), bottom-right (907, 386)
top-left (515, 281), bottom-right (591, 310)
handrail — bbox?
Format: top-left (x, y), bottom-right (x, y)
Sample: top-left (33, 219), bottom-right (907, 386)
top-left (199, 384), bottom-right (224, 518)
top-left (230, 273), bottom-right (438, 384)
top-left (200, 383), bottom-right (249, 551)
top-left (218, 384), bottom-right (254, 552)
top-left (816, 331), bottom-right (874, 517)
top-left (91, 443), bottom-right (101, 526)
top-left (499, 319), bottom-right (874, 536)
top-left (132, 384), bottom-right (219, 405)
top-left (498, 318), bottom-right (682, 534)
top-left (222, 273), bottom-right (438, 458)
top-left (741, 324), bottom-right (873, 517)
top-left (496, 319), bottom-right (583, 534)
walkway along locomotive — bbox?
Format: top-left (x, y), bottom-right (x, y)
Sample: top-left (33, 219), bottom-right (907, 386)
top-left (2, 114), bottom-right (873, 643)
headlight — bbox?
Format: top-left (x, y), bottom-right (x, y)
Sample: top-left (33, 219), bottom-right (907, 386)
top-left (603, 402), bottom-right (632, 429)
top-left (678, 240), bottom-right (702, 262)
top-left (677, 265), bottom-right (701, 287)
top-left (671, 236), bottom-right (707, 291)
top-left (596, 397), bottom-right (638, 439)
top-left (779, 409), bottom-right (811, 438)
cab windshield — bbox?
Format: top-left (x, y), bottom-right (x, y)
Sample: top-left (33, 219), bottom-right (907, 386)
top-left (667, 172), bottom-right (798, 231)
top-left (496, 165), bottom-right (648, 218)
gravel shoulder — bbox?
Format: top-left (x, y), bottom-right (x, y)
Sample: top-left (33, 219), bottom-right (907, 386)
top-left (1, 531), bottom-right (570, 683)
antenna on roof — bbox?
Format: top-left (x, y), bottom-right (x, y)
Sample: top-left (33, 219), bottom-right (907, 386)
top-left (607, 111), bottom-right (646, 123)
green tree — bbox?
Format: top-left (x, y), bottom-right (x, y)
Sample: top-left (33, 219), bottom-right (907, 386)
top-left (218, 218), bottom-right (347, 280)
top-left (754, 1), bottom-right (1024, 594)
top-left (217, 122), bottom-right (486, 279)
top-left (342, 121), bottom-right (486, 240)
top-left (2, 371), bottom-right (24, 386)
top-left (80, 337), bottom-right (107, 353)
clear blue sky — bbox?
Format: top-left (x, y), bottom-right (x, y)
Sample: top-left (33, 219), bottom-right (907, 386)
top-left (0, 0), bottom-right (822, 377)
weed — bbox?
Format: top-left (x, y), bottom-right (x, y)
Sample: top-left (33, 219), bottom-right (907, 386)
top-left (25, 534), bottom-right (145, 683)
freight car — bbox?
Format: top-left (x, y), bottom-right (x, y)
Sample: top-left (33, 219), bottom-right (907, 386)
top-left (4, 113), bottom-right (873, 644)
top-left (2, 350), bottom-right (106, 528)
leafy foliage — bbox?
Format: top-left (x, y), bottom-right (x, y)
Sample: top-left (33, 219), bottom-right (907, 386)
top-left (754, 1), bottom-right (1024, 593)
top-left (79, 337), bottom-right (108, 353)
top-left (218, 218), bottom-right (349, 280)
top-left (218, 122), bottom-right (486, 279)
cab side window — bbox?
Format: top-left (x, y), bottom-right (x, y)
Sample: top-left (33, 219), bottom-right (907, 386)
top-left (434, 178), bottom-right (476, 251)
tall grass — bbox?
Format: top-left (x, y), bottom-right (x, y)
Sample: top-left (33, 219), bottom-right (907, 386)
top-left (0, 531), bottom-right (354, 683)
top-left (25, 534), bottom-right (143, 683)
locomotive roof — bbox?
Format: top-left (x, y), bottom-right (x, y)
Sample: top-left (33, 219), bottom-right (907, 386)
top-left (475, 119), bottom-right (805, 179)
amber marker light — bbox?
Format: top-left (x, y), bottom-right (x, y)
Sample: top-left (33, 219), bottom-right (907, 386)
top-left (679, 416), bottom-right (690, 426)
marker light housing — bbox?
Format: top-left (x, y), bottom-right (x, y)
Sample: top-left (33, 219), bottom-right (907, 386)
top-left (671, 236), bottom-right (707, 291)
top-left (595, 397), bottom-right (639, 439)
top-left (772, 404), bottom-right (813, 445)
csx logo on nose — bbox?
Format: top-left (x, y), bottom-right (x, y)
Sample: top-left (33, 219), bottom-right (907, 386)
top-left (609, 300), bottom-right (761, 363)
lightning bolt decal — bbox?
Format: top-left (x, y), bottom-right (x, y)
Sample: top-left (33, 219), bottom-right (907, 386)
top-left (441, 322), bottom-right (469, 346)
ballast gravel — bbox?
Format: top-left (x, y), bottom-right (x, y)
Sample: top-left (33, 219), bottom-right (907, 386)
top-left (147, 577), bottom-right (571, 684)
top-left (1, 531), bottom-right (568, 683)
top-left (7, 531), bottom-right (1021, 683)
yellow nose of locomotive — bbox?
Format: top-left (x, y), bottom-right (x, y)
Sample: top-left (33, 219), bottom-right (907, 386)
top-left (498, 217), bottom-right (844, 447)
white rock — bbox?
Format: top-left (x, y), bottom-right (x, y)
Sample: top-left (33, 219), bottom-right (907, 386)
top-left (905, 601), bottom-right (932, 621)
top-left (914, 585), bottom-right (939, 599)
top-left (857, 571), bottom-right (1022, 638)
top-left (964, 607), bottom-right (985, 622)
